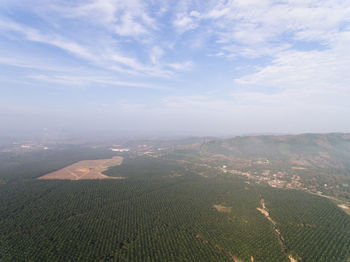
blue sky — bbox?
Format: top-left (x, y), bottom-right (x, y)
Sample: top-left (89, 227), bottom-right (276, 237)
top-left (1, 0), bottom-right (350, 136)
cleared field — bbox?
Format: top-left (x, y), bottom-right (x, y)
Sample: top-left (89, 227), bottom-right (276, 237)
top-left (338, 204), bottom-right (350, 215)
top-left (38, 156), bottom-right (124, 180)
top-left (213, 204), bottom-right (231, 213)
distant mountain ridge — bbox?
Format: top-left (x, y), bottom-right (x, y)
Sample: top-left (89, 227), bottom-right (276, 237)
top-left (200, 133), bottom-right (350, 171)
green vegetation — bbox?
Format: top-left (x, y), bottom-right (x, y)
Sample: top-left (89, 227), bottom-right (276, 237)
top-left (200, 133), bottom-right (350, 199)
top-left (261, 188), bottom-right (350, 261)
top-left (0, 145), bottom-right (116, 182)
top-left (0, 157), bottom-right (288, 261)
top-left (1, 135), bottom-right (350, 261)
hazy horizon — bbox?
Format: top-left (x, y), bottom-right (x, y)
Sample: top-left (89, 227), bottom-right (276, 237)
top-left (1, 0), bottom-right (350, 137)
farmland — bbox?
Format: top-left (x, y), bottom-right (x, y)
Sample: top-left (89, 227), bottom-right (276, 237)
top-left (1, 134), bottom-right (350, 261)
top-left (38, 156), bottom-right (124, 180)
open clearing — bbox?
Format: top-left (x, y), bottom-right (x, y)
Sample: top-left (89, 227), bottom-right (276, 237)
top-left (38, 156), bottom-right (124, 180)
top-left (213, 204), bottom-right (231, 213)
top-left (338, 204), bottom-right (350, 210)
top-left (338, 204), bottom-right (350, 215)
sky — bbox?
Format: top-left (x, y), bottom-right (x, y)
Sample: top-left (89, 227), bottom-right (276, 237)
top-left (1, 0), bottom-right (350, 137)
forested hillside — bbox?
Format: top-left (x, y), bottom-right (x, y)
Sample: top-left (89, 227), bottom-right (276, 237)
top-left (202, 133), bottom-right (350, 168)
top-left (200, 133), bottom-right (350, 200)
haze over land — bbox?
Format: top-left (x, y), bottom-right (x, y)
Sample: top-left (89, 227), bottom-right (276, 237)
top-left (2, 2), bottom-right (350, 261)
top-left (1, 0), bottom-right (350, 137)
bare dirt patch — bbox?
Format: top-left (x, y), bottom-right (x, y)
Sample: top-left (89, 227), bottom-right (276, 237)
top-left (257, 207), bottom-right (270, 218)
top-left (198, 172), bottom-right (209, 178)
top-left (288, 255), bottom-right (299, 262)
top-left (338, 204), bottom-right (350, 215)
top-left (214, 204), bottom-right (231, 213)
top-left (291, 166), bottom-right (306, 170)
top-left (38, 156), bottom-right (124, 180)
top-left (338, 204), bottom-right (350, 210)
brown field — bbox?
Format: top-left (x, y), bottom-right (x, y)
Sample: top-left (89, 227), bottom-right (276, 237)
top-left (338, 204), bottom-right (350, 215)
top-left (38, 156), bottom-right (124, 180)
top-left (213, 204), bottom-right (231, 213)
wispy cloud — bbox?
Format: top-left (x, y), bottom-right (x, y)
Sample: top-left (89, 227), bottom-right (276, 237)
top-left (200, 0), bottom-right (350, 58)
top-left (235, 30), bottom-right (350, 94)
top-left (0, 1), bottom-right (191, 79)
top-left (28, 74), bottom-right (169, 90)
top-left (46, 0), bottom-right (158, 38)
top-left (1, 0), bottom-right (350, 134)
top-left (173, 13), bottom-right (198, 33)
top-left (0, 56), bottom-right (72, 72)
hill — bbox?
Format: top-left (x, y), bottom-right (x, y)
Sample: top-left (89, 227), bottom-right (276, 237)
top-left (198, 133), bottom-right (350, 200)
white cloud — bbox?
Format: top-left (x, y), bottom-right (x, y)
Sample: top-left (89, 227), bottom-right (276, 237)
top-left (28, 74), bottom-right (169, 90)
top-left (0, 17), bottom-right (184, 78)
top-left (49, 0), bottom-right (157, 38)
top-left (0, 56), bottom-right (71, 72)
top-left (58, 0), bottom-right (119, 24)
top-left (190, 10), bottom-right (200, 18)
top-left (114, 13), bottom-right (150, 37)
top-left (0, 18), bottom-right (96, 61)
top-left (166, 61), bottom-right (193, 71)
top-left (200, 0), bottom-right (350, 58)
top-left (235, 30), bottom-right (350, 95)
top-left (0, 0), bottom-right (188, 80)
top-left (173, 14), bottom-right (198, 33)
top-left (1, 0), bottom-right (350, 106)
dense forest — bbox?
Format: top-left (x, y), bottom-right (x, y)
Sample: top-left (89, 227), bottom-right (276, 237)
top-left (1, 140), bottom-right (350, 261)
